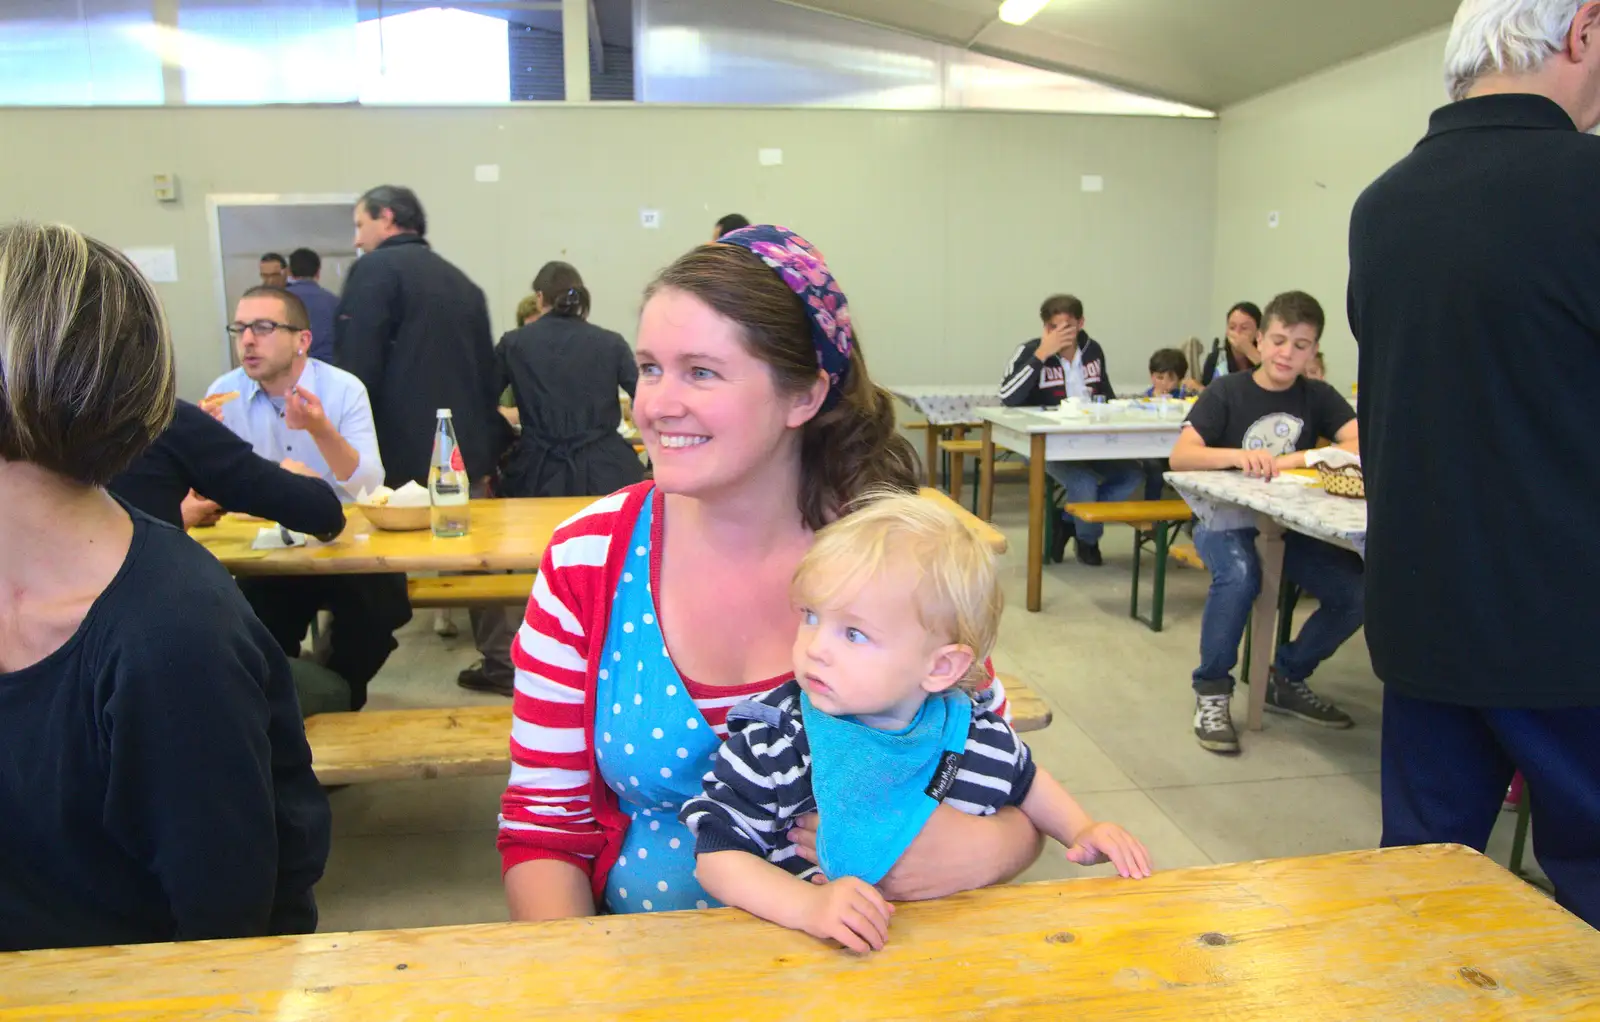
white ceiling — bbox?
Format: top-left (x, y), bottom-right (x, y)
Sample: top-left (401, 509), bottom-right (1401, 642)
top-left (782, 0), bottom-right (1460, 109)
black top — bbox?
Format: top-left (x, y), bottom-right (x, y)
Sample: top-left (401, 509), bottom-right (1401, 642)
top-left (497, 315), bottom-right (644, 498)
top-left (999, 334), bottom-right (1116, 406)
top-left (110, 400), bottom-right (347, 539)
top-left (333, 234), bottom-right (508, 486)
top-left (1349, 94), bottom-right (1600, 708)
top-left (1184, 372), bottom-right (1353, 454)
top-left (1200, 340), bottom-right (1253, 386)
top-left (0, 508), bottom-right (331, 951)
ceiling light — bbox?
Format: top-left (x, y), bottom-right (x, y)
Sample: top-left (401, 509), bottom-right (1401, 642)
top-left (998, 0), bottom-right (1051, 26)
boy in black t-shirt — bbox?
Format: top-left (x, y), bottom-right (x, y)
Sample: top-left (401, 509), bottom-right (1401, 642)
top-left (1169, 292), bottom-right (1363, 754)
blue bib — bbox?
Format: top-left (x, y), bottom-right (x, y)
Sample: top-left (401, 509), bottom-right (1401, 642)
top-left (800, 690), bottom-right (972, 884)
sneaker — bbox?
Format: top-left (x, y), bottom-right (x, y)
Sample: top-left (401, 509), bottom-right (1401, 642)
top-left (1049, 511), bottom-right (1074, 563)
top-left (1075, 540), bottom-right (1103, 566)
top-left (1194, 693), bottom-right (1239, 753)
top-left (1265, 670), bottom-right (1354, 728)
top-left (433, 609), bottom-right (458, 638)
top-left (457, 661), bottom-right (514, 697)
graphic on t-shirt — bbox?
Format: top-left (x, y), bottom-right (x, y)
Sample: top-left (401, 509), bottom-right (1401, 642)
top-left (1241, 412), bottom-right (1304, 455)
top-left (1039, 363), bottom-right (1065, 389)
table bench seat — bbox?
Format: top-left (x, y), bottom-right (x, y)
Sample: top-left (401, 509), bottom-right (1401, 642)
top-left (305, 675), bottom-right (1052, 785)
top-left (1064, 499), bottom-right (1195, 632)
top-left (406, 575), bottom-right (536, 608)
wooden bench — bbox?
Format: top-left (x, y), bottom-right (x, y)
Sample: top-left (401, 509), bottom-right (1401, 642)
top-left (938, 437), bottom-right (1024, 508)
top-left (304, 674), bottom-right (1052, 785)
top-left (406, 574), bottom-right (536, 608)
top-left (1063, 499), bottom-right (1195, 632)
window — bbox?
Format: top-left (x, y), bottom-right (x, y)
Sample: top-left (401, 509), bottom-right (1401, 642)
top-left (0, 0), bottom-right (163, 105)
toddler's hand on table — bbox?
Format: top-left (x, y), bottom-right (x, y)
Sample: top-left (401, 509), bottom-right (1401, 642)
top-left (1064, 821), bottom-right (1153, 879)
top-left (801, 876), bottom-right (894, 953)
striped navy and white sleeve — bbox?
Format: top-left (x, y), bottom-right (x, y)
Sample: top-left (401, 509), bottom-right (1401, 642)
top-left (679, 682), bottom-right (818, 873)
top-left (1000, 341), bottom-right (1044, 407)
top-left (942, 708), bottom-right (1037, 816)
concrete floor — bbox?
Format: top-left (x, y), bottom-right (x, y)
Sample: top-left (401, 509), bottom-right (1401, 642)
top-left (314, 482), bottom-right (1542, 931)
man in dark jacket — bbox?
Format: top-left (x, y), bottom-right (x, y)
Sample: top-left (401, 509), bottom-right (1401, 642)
top-left (1348, 0), bottom-right (1600, 927)
top-left (335, 185), bottom-right (505, 488)
top-left (998, 293), bottom-right (1140, 565)
top-left (284, 248), bottom-right (340, 363)
top-left (336, 185), bottom-right (511, 688)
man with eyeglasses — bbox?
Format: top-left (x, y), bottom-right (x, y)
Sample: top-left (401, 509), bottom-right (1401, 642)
top-left (204, 285), bottom-right (411, 710)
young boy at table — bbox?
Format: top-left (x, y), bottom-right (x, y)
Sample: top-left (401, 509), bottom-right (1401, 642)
top-left (1140, 348), bottom-right (1199, 498)
top-left (681, 493), bottom-right (1150, 952)
top-left (999, 294), bottom-right (1141, 565)
top-left (1168, 291), bottom-right (1363, 755)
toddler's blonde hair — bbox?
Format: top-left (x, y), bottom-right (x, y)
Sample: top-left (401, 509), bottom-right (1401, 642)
top-left (792, 489), bottom-right (1002, 689)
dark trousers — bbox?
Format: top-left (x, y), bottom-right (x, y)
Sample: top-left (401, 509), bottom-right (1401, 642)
top-left (1381, 686), bottom-right (1600, 928)
top-left (239, 574), bottom-right (412, 710)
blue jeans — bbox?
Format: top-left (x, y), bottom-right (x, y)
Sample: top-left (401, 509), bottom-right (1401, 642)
top-left (1190, 526), bottom-right (1364, 695)
top-left (1044, 460), bottom-right (1143, 544)
top-left (1381, 688), bottom-right (1600, 928)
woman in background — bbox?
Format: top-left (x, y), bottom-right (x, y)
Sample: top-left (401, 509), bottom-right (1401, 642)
top-left (458, 263), bottom-right (644, 695)
top-left (0, 221), bottom-right (328, 950)
top-left (497, 261), bottom-right (642, 501)
top-left (1200, 301), bottom-right (1262, 385)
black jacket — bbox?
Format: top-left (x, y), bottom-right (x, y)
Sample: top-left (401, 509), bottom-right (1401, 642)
top-left (497, 315), bottom-right (644, 498)
top-left (111, 401), bottom-right (347, 539)
top-left (999, 334), bottom-right (1115, 406)
top-left (333, 234), bottom-right (506, 487)
top-left (1349, 93), bottom-right (1600, 707)
top-left (1200, 340), bottom-right (1252, 386)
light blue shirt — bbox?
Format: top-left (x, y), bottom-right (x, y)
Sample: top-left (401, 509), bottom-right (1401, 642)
top-left (205, 358), bottom-right (385, 502)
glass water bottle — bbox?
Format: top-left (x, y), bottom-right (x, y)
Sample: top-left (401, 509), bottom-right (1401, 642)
top-left (429, 408), bottom-right (470, 538)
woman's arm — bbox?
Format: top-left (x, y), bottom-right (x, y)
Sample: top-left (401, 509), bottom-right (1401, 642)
top-left (499, 545), bottom-right (609, 920)
top-left (505, 859), bottom-right (595, 921)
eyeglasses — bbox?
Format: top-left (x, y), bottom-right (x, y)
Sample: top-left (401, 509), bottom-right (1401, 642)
top-left (226, 319), bottom-right (301, 339)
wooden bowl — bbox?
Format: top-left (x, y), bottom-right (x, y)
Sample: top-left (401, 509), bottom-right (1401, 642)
top-left (358, 503), bottom-right (431, 531)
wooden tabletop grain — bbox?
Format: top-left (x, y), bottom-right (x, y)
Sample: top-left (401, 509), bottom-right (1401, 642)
top-left (2, 846), bottom-right (1592, 1020)
top-left (195, 490), bottom-right (1004, 576)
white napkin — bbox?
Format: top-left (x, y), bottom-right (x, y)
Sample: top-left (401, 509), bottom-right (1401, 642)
top-left (251, 527), bottom-right (308, 550)
top-left (1305, 447), bottom-right (1361, 470)
top-left (355, 481), bottom-right (430, 507)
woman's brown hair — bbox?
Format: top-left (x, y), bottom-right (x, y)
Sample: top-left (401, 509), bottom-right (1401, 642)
top-left (645, 244), bottom-right (917, 529)
top-left (532, 261), bottom-right (590, 320)
top-left (0, 221), bottom-right (174, 486)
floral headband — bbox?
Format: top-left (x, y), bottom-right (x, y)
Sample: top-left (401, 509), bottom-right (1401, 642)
top-left (717, 225), bottom-right (853, 409)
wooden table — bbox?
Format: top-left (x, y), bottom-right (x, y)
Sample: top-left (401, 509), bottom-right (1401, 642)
top-left (1165, 471), bottom-right (1367, 734)
top-left (192, 498), bottom-right (596, 576)
top-left (196, 491), bottom-right (1003, 578)
top-left (887, 384), bottom-right (994, 487)
top-left (6, 846), bottom-right (1595, 1019)
top-left (976, 404), bottom-right (1185, 611)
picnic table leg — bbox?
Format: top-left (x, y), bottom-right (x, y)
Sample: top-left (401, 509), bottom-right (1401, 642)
top-left (924, 423), bottom-right (939, 488)
top-left (950, 449), bottom-right (966, 505)
top-left (1245, 517), bottom-right (1286, 731)
top-left (1026, 434), bottom-right (1045, 612)
top-left (979, 422), bottom-right (995, 522)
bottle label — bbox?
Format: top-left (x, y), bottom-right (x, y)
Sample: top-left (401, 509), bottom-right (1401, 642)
top-left (450, 447), bottom-right (464, 472)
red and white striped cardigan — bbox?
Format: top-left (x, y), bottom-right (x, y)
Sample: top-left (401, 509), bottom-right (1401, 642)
top-left (496, 482), bottom-right (1008, 903)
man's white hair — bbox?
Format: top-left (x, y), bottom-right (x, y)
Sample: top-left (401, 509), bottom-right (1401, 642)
top-left (1444, 0), bottom-right (1589, 100)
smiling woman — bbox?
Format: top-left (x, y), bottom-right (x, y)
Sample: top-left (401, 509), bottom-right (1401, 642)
top-left (497, 227), bottom-right (1042, 922)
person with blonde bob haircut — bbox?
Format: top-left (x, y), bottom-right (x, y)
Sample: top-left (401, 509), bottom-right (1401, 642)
top-left (1350, 0), bottom-right (1600, 927)
top-left (0, 221), bottom-right (330, 951)
top-left (680, 491), bottom-right (1151, 952)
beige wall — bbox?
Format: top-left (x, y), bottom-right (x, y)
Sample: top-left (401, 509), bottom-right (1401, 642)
top-left (1211, 28), bottom-right (1450, 392)
top-left (0, 105), bottom-right (1217, 400)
